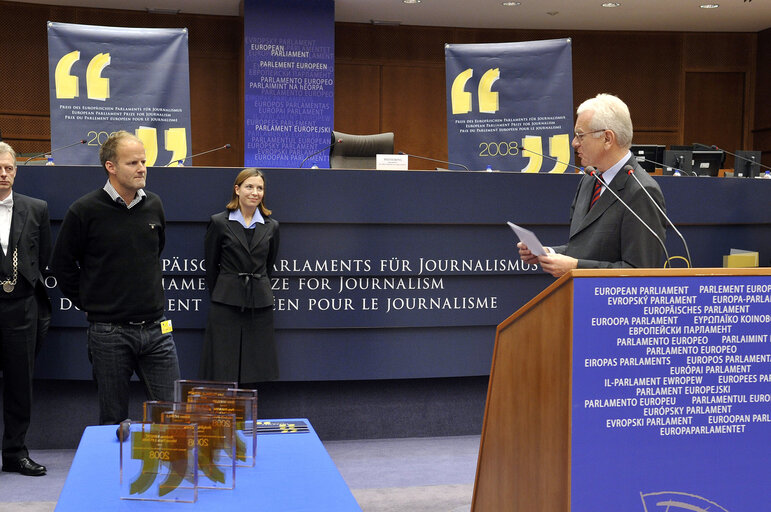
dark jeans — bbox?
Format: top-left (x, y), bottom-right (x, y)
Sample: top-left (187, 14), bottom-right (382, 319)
top-left (87, 317), bottom-right (180, 425)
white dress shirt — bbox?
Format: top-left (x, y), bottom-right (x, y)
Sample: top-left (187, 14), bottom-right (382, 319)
top-left (0, 195), bottom-right (13, 255)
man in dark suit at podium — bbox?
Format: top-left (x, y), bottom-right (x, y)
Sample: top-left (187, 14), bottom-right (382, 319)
top-left (518, 93), bottom-right (666, 277)
top-left (0, 142), bottom-right (51, 477)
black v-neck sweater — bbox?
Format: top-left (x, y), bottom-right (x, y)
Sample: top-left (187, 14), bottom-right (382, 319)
top-left (52, 189), bottom-right (166, 323)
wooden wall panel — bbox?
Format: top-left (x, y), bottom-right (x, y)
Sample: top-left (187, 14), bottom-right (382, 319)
top-left (185, 16), bottom-right (242, 167)
top-left (630, 131), bottom-right (682, 147)
top-left (683, 32), bottom-right (756, 154)
top-left (684, 32), bottom-right (755, 69)
top-left (381, 64), bottom-right (447, 162)
top-left (0, 3), bottom-right (50, 115)
top-left (333, 63), bottom-right (382, 135)
top-left (570, 31), bottom-right (683, 138)
top-left (336, 23), bottom-right (453, 64)
top-left (754, 29), bottom-right (771, 167)
top-left (188, 54), bottom-right (242, 167)
top-left (448, 27), bottom-right (570, 46)
top-left (0, 3), bottom-right (54, 154)
top-left (0, 2), bottom-right (765, 169)
top-left (755, 30), bottom-right (771, 129)
top-left (684, 72), bottom-right (745, 169)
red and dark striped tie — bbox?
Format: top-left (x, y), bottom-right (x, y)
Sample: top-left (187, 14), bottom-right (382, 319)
top-left (589, 174), bottom-right (604, 210)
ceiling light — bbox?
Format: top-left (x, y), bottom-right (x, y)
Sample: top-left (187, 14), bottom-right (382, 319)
top-left (700, 4), bottom-right (719, 8)
top-left (502, 2), bottom-right (522, 6)
top-left (403, 0), bottom-right (421, 4)
top-left (602, 2), bottom-right (621, 7)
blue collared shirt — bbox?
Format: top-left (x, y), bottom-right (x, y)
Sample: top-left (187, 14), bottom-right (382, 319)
top-left (103, 179), bottom-right (146, 209)
top-left (229, 208), bottom-right (265, 228)
top-left (596, 150), bottom-right (633, 194)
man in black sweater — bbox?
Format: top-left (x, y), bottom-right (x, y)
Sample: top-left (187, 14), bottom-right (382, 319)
top-left (51, 131), bottom-right (180, 426)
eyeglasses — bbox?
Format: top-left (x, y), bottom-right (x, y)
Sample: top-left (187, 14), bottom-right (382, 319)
top-left (573, 129), bottom-right (607, 142)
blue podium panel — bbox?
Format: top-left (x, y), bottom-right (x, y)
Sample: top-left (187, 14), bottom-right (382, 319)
top-left (55, 419), bottom-right (361, 511)
top-left (571, 275), bottom-right (771, 511)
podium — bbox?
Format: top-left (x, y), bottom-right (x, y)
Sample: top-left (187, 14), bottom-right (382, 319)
top-left (471, 268), bottom-right (771, 511)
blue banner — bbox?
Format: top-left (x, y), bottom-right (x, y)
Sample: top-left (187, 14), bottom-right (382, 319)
top-left (445, 39), bottom-right (573, 172)
top-left (244, 0), bottom-right (335, 168)
top-left (572, 276), bottom-right (771, 510)
top-left (47, 22), bottom-right (192, 166)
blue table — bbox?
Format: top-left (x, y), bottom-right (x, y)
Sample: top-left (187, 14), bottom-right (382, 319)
top-left (55, 419), bottom-right (361, 511)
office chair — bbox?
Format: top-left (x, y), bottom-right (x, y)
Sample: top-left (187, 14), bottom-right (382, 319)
top-left (329, 131), bottom-right (394, 169)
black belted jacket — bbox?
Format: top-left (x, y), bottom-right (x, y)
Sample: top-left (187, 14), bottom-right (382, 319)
top-left (204, 210), bottom-right (279, 309)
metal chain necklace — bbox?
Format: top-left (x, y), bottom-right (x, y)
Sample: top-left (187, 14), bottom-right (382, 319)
top-left (1, 247), bottom-right (18, 293)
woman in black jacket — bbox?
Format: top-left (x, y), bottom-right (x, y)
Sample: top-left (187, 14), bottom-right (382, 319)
top-left (199, 168), bottom-right (280, 385)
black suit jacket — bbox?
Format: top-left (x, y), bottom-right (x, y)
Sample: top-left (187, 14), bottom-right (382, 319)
top-left (10, 193), bottom-right (51, 289)
top-left (9, 192), bottom-right (52, 349)
top-left (204, 211), bottom-right (279, 308)
top-left (552, 156), bottom-right (667, 269)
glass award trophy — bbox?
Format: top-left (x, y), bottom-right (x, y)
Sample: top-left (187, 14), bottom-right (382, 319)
top-left (119, 421), bottom-right (198, 502)
top-left (188, 393), bottom-right (258, 467)
top-left (173, 379), bottom-right (237, 403)
top-left (160, 410), bottom-right (237, 490)
top-left (143, 401), bottom-right (213, 424)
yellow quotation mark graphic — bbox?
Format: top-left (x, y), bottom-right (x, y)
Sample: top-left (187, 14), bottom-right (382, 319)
top-left (451, 68), bottom-right (500, 114)
top-left (521, 134), bottom-right (571, 173)
top-left (54, 50), bottom-right (187, 166)
top-left (137, 127), bottom-right (188, 167)
top-left (55, 50), bottom-right (110, 101)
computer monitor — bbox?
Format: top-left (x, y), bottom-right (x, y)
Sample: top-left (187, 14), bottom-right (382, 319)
top-left (662, 149), bottom-right (692, 175)
top-left (691, 150), bottom-right (723, 177)
top-left (630, 144), bottom-right (665, 173)
top-left (733, 150), bottom-right (761, 178)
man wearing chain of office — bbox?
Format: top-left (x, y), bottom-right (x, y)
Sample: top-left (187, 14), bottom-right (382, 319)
top-left (0, 142), bottom-right (52, 477)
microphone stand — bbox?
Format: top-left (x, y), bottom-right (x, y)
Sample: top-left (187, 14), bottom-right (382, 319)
top-left (397, 152), bottom-right (470, 171)
top-left (521, 148), bottom-right (673, 268)
top-left (22, 139), bottom-right (87, 165)
top-left (166, 144), bottom-right (231, 166)
top-left (624, 165), bottom-right (691, 267)
top-left (299, 139), bottom-right (341, 168)
top-left (584, 165), bottom-right (671, 267)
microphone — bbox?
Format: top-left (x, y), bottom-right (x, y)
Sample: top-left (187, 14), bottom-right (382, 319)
top-left (624, 165), bottom-right (691, 267)
top-left (521, 146), bottom-right (671, 268)
top-left (22, 139), bottom-right (87, 165)
top-left (299, 138), bottom-right (341, 168)
top-left (584, 165), bottom-right (671, 268)
top-left (693, 143), bottom-right (771, 176)
top-left (167, 144), bottom-right (231, 166)
top-left (396, 151), bottom-right (470, 171)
